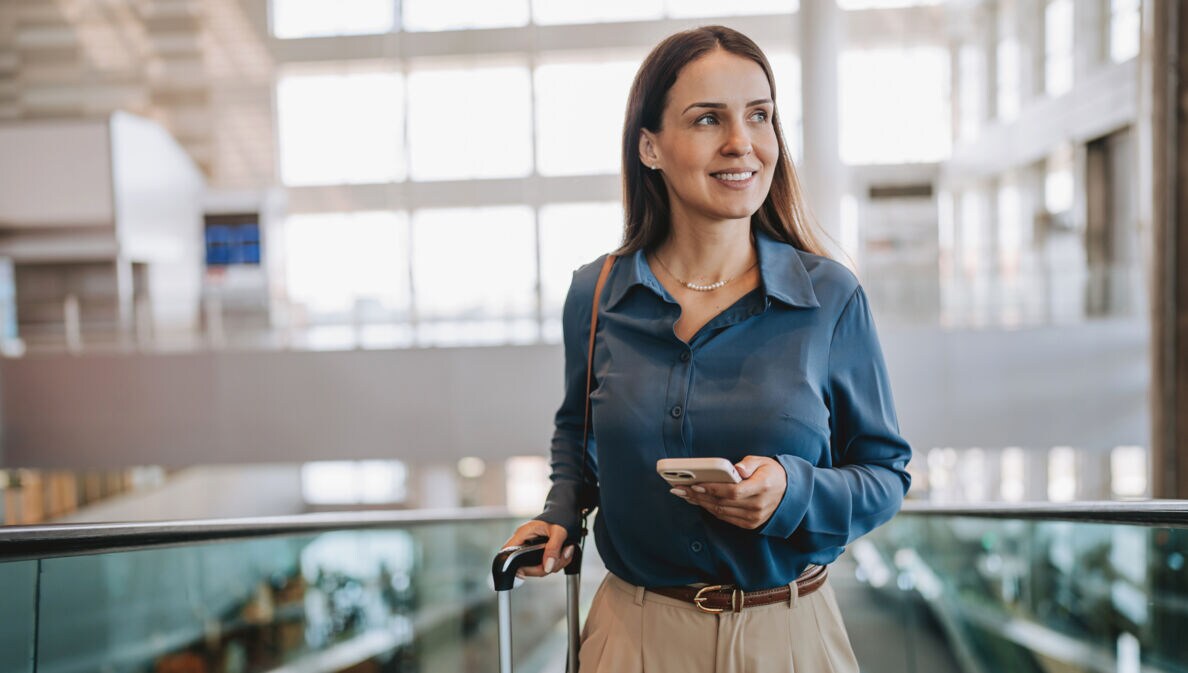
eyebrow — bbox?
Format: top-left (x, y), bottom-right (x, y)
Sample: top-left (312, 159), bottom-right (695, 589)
top-left (682, 98), bottom-right (773, 114)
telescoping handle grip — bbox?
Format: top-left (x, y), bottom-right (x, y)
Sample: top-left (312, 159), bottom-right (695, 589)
top-left (492, 536), bottom-right (583, 591)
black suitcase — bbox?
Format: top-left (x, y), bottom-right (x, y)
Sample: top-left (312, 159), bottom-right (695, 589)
top-left (492, 537), bottom-right (584, 673)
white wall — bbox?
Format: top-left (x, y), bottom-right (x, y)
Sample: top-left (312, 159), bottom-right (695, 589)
top-left (52, 464), bottom-right (304, 523)
top-left (0, 320), bottom-right (1150, 468)
top-left (0, 120), bottom-right (114, 228)
top-left (110, 112), bottom-right (205, 330)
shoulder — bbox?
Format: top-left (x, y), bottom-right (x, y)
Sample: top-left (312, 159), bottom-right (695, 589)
top-left (561, 253), bottom-right (613, 337)
top-left (795, 249), bottom-right (861, 311)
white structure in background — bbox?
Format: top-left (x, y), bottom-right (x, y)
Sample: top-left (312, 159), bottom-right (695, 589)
top-left (0, 112), bottom-right (204, 351)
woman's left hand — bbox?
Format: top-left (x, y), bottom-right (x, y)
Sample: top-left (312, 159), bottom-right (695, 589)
top-left (674, 456), bottom-right (787, 530)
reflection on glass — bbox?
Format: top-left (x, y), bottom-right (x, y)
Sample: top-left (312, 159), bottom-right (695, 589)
top-left (840, 47), bottom-right (950, 164)
top-left (412, 206), bottom-right (536, 320)
top-left (277, 71), bottom-right (405, 186)
top-left (1044, 0), bottom-right (1074, 98)
top-left (407, 64), bottom-right (533, 180)
top-left (0, 561), bottom-right (35, 673)
top-left (534, 59), bottom-right (639, 176)
top-left (861, 515), bottom-right (1188, 673)
top-left (402, 0), bottom-right (529, 31)
top-left (271, 0), bottom-right (396, 39)
top-left (284, 211), bottom-right (410, 318)
top-left (539, 202), bottom-right (623, 316)
top-left (532, 0), bottom-right (662, 24)
top-left (31, 520), bottom-right (567, 673)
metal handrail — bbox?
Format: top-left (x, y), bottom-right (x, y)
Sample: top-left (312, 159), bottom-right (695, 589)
top-left (0, 507), bottom-right (517, 562)
top-left (4, 500), bottom-right (1187, 563)
top-left (899, 499), bottom-right (1188, 527)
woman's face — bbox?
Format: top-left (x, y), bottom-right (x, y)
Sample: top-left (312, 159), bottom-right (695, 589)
top-left (640, 48), bottom-right (778, 229)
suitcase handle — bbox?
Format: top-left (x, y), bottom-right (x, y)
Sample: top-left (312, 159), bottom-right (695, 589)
top-left (492, 535), bottom-right (584, 591)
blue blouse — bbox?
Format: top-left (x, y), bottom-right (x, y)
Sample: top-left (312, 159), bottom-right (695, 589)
top-left (537, 229), bottom-right (912, 591)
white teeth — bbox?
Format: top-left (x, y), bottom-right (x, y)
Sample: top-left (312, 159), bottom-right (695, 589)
top-left (714, 171), bottom-right (755, 181)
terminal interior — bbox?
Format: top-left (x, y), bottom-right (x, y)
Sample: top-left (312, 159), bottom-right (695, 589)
top-left (1, 1), bottom-right (1186, 672)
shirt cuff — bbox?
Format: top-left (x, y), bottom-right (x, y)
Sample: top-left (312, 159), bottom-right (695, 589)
top-left (757, 455), bottom-right (815, 538)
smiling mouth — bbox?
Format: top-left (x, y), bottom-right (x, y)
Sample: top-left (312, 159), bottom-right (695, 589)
top-left (711, 171), bottom-right (756, 182)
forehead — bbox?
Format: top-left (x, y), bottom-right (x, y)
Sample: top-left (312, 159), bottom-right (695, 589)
top-left (666, 49), bottom-right (772, 110)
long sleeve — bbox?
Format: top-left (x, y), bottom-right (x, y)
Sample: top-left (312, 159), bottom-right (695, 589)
top-left (534, 265), bottom-right (603, 541)
top-left (759, 286), bottom-right (912, 549)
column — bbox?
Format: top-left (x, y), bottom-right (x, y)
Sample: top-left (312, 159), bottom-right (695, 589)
top-left (1142, 0), bottom-right (1188, 497)
top-left (799, 0), bottom-right (843, 246)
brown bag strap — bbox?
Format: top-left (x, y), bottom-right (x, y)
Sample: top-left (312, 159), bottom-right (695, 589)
top-left (581, 254), bottom-right (616, 512)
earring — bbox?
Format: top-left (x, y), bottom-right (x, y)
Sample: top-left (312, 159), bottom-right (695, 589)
top-left (651, 165), bottom-right (659, 171)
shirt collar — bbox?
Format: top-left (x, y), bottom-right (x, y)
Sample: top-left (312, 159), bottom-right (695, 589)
top-left (605, 228), bottom-right (820, 310)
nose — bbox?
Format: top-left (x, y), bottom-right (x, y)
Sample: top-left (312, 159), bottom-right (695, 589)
top-left (721, 123), bottom-right (753, 157)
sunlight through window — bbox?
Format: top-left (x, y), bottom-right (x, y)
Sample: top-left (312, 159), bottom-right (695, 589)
top-left (277, 70), bottom-right (404, 186)
top-left (284, 211), bottom-right (410, 319)
top-left (535, 57), bottom-right (640, 176)
top-left (840, 47), bottom-right (950, 164)
top-left (407, 63), bottom-right (533, 180)
top-left (271, 0), bottom-right (395, 39)
top-left (539, 202), bottom-right (624, 316)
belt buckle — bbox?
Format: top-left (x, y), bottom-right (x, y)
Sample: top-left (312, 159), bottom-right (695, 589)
top-left (693, 584), bottom-right (726, 614)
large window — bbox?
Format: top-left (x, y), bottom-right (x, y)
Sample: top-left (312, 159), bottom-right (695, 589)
top-left (1044, 0), bottom-right (1074, 98)
top-left (411, 206), bottom-right (537, 321)
top-left (539, 202), bottom-right (624, 318)
top-left (840, 47), bottom-right (950, 164)
top-left (402, 0), bottom-right (530, 31)
top-left (665, 0), bottom-right (797, 17)
top-left (958, 44), bottom-right (986, 141)
top-left (271, 0), bottom-right (395, 39)
top-left (284, 211), bottom-right (410, 318)
top-left (535, 56), bottom-right (640, 176)
top-left (407, 61), bottom-right (534, 181)
top-left (1109, 0), bottom-right (1140, 63)
top-left (532, 0), bottom-right (663, 25)
top-left (996, 38), bottom-right (1020, 121)
top-left (276, 70), bottom-right (405, 186)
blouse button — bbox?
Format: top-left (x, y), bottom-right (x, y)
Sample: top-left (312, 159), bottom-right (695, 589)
top-left (690, 541), bottom-right (703, 552)
top-left (679, 351), bottom-right (691, 363)
top-left (670, 405), bottom-right (684, 418)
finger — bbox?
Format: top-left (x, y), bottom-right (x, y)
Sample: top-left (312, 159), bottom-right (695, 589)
top-left (555, 544), bottom-right (577, 572)
top-left (734, 456), bottom-right (766, 479)
top-left (542, 525), bottom-right (567, 574)
top-left (502, 521), bottom-right (548, 549)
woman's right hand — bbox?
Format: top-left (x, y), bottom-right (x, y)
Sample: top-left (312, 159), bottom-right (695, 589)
top-left (502, 520), bottom-right (575, 578)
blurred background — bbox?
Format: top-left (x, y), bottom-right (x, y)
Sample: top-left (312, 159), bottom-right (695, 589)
top-left (0, 0), bottom-right (1160, 521)
top-left (2, 1), bottom-right (1186, 672)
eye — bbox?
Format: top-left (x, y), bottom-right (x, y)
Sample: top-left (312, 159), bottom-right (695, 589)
top-left (694, 113), bottom-right (719, 126)
top-left (749, 109), bottom-right (770, 122)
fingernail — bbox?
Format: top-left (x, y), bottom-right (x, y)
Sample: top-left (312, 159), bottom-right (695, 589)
top-left (564, 546), bottom-right (574, 560)
top-left (545, 557), bottom-right (555, 574)
top-left (670, 488), bottom-right (687, 497)
top-left (691, 486), bottom-right (706, 493)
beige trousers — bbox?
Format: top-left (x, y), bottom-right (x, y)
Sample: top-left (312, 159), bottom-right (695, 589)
top-left (579, 573), bottom-right (860, 673)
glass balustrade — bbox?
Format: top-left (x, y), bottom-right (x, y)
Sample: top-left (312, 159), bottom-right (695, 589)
top-left (0, 516), bottom-right (580, 673)
top-left (846, 511), bottom-right (1188, 673)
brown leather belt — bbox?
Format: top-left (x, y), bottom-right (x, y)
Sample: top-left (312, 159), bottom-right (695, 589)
top-left (648, 565), bottom-right (829, 614)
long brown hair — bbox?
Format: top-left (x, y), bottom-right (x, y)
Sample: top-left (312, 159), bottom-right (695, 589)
top-left (618, 25), bottom-right (827, 257)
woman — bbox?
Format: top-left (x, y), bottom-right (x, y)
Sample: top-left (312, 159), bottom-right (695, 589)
top-left (504, 25), bottom-right (911, 672)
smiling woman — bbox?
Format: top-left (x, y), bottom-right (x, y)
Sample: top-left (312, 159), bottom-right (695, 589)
top-left (502, 25), bottom-right (912, 673)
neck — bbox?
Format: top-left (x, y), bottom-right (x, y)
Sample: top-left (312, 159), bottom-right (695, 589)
top-left (655, 217), bottom-right (755, 283)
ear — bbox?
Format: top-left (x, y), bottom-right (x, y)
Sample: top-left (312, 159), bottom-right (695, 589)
top-left (638, 129), bottom-right (661, 171)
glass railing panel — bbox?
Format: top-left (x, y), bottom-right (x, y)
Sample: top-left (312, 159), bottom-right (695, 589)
top-left (29, 518), bottom-right (569, 673)
top-left (0, 560), bottom-right (37, 673)
top-left (851, 513), bottom-right (1188, 673)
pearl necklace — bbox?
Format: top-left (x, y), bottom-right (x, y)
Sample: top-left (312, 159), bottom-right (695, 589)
top-left (654, 253), bottom-right (759, 292)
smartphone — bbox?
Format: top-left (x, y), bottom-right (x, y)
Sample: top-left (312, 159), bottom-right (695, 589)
top-left (656, 457), bottom-right (741, 486)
